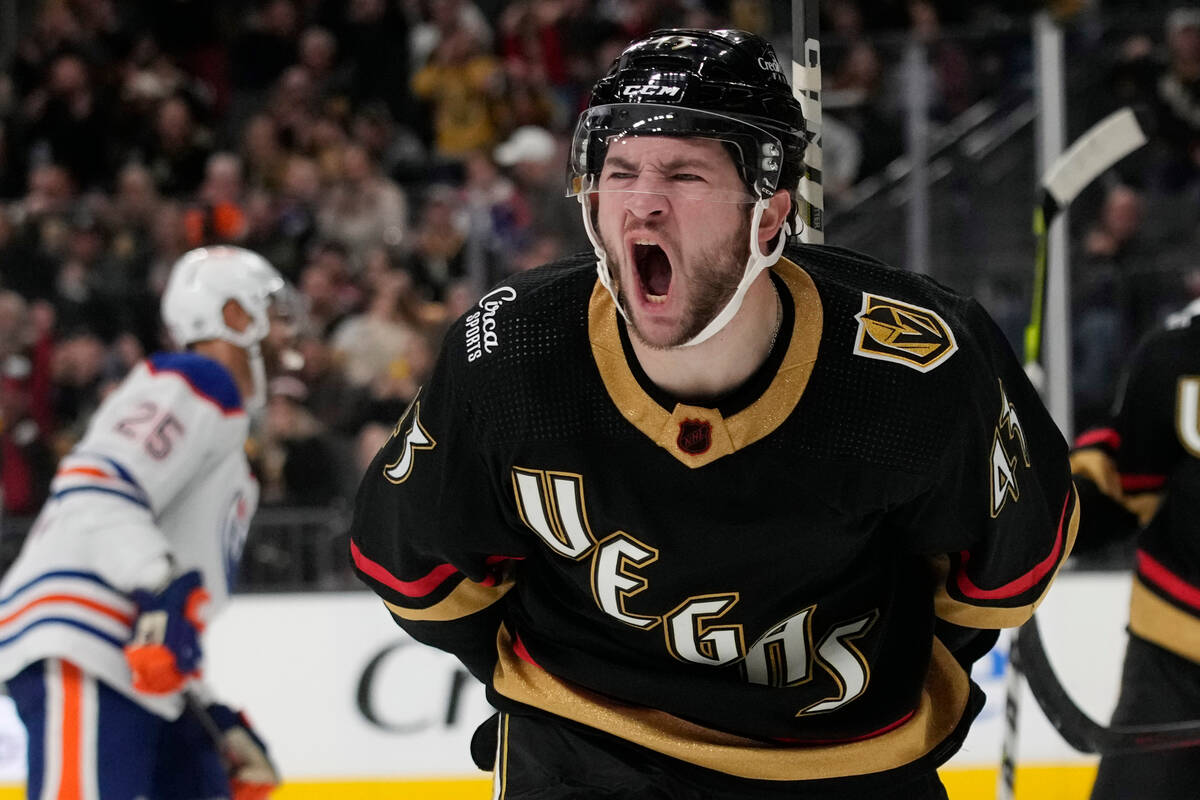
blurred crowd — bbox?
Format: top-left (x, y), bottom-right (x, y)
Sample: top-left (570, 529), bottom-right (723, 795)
top-left (1, 0), bottom-right (1199, 517)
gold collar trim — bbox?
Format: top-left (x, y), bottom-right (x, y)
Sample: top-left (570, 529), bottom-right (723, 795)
top-left (588, 258), bottom-right (822, 468)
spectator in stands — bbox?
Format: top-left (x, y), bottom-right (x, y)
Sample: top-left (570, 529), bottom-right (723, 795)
top-left (18, 52), bottom-right (113, 191)
top-left (297, 241), bottom-right (356, 338)
top-left (825, 40), bottom-right (904, 183)
top-left (493, 125), bottom-right (589, 255)
top-left (331, 0), bottom-right (415, 124)
top-left (53, 210), bottom-right (121, 340)
top-left (0, 200), bottom-right (57, 300)
top-left (241, 113), bottom-right (288, 193)
top-left (410, 0), bottom-right (494, 78)
top-left (317, 143), bottom-right (409, 267)
top-left (462, 150), bottom-right (522, 279)
top-left (145, 200), bottom-right (189, 301)
top-left (411, 27), bottom-right (505, 159)
top-left (237, 153), bottom-right (320, 281)
top-left (0, 354), bottom-right (55, 516)
top-left (14, 163), bottom-right (78, 280)
top-left (109, 163), bottom-right (161, 257)
top-left (230, 0), bottom-right (301, 103)
top-left (1072, 184), bottom-right (1158, 430)
top-left (184, 151), bottom-right (249, 247)
top-left (48, 330), bottom-right (107, 447)
top-left (328, 259), bottom-right (432, 393)
top-left (407, 183), bottom-right (469, 300)
top-left (297, 26), bottom-right (352, 114)
top-left (266, 65), bottom-right (319, 151)
top-left (142, 95), bottom-right (214, 196)
top-left (256, 374), bottom-right (342, 507)
top-left (291, 332), bottom-right (366, 435)
top-left (348, 102), bottom-right (426, 185)
top-left (1154, 7), bottom-right (1200, 191)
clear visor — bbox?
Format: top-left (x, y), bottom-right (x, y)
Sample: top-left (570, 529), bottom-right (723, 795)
top-left (567, 104), bottom-right (784, 204)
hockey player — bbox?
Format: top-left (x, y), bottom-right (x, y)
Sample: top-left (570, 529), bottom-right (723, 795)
top-left (0, 246), bottom-right (283, 799)
top-left (350, 28), bottom-right (1078, 799)
top-left (1069, 297), bottom-right (1200, 800)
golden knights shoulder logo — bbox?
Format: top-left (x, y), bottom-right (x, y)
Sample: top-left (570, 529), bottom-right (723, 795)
top-left (852, 293), bottom-right (958, 372)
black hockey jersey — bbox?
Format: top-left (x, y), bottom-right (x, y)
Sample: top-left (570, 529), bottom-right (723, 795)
top-left (350, 245), bottom-right (1077, 782)
top-left (1071, 298), bottom-right (1200, 666)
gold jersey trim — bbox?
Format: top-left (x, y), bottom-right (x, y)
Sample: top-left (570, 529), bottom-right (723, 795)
top-left (490, 624), bottom-right (970, 781)
top-left (384, 575), bottom-right (515, 622)
top-left (588, 259), bottom-right (822, 468)
top-left (1130, 578), bottom-right (1200, 664)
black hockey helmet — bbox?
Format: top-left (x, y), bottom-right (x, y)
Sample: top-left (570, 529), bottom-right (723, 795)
top-left (567, 28), bottom-right (809, 203)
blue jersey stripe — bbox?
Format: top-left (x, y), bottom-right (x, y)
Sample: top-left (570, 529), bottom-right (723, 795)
top-left (0, 570), bottom-right (119, 606)
top-left (0, 616), bottom-right (126, 649)
top-left (51, 486), bottom-right (151, 509)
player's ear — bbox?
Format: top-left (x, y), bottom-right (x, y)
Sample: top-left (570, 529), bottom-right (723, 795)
top-left (222, 299), bottom-right (252, 334)
top-left (756, 190), bottom-right (792, 253)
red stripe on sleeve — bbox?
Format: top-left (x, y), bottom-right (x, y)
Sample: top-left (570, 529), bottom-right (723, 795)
top-left (349, 539), bottom-right (461, 598)
top-left (1120, 473), bottom-right (1167, 492)
top-left (1074, 428), bottom-right (1121, 450)
top-left (954, 490), bottom-right (1071, 601)
top-left (1138, 551), bottom-right (1200, 612)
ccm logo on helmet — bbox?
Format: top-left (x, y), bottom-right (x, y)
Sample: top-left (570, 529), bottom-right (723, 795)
top-left (621, 85), bottom-right (681, 98)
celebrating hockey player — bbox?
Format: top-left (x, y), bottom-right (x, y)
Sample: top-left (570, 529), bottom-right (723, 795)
top-left (1070, 296), bottom-right (1200, 799)
top-left (0, 247), bottom-right (283, 799)
top-left (350, 28), bottom-right (1079, 799)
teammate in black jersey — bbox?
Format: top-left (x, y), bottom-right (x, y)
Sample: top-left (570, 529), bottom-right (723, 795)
top-left (350, 28), bottom-right (1078, 799)
top-left (1070, 298), bottom-right (1200, 800)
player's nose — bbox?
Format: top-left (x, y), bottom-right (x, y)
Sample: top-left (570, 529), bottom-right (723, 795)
top-left (622, 190), bottom-right (667, 220)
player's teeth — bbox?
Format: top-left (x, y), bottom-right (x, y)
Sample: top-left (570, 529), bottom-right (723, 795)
top-left (646, 294), bottom-right (666, 304)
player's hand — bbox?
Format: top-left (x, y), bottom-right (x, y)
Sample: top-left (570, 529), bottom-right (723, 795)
top-left (205, 704), bottom-right (281, 800)
top-left (123, 570), bottom-right (209, 694)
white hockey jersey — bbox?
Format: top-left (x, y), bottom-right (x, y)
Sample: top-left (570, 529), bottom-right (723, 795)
top-left (0, 352), bottom-right (258, 718)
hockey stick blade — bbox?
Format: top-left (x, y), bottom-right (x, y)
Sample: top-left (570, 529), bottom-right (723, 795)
top-left (1018, 615), bottom-right (1200, 754)
top-left (1023, 107), bottom-right (1146, 369)
top-left (1040, 107), bottom-right (1146, 217)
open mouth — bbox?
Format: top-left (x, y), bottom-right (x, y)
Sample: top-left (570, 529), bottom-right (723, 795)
top-left (632, 241), bottom-right (672, 303)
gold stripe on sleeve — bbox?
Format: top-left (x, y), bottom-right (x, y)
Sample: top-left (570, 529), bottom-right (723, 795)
top-left (384, 576), bottom-right (515, 622)
top-left (1130, 579), bottom-right (1200, 664)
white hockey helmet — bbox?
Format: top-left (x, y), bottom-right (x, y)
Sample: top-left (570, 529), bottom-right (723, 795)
top-left (161, 246), bottom-right (285, 350)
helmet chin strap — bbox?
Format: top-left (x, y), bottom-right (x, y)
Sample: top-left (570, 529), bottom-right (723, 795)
top-left (246, 342), bottom-right (268, 415)
top-left (579, 193), bottom-right (630, 326)
top-left (680, 199), bottom-right (787, 347)
top-left (579, 194), bottom-right (788, 348)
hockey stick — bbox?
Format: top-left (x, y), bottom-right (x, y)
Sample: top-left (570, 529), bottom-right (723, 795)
top-left (995, 632), bottom-right (1023, 800)
top-left (1022, 106), bottom-right (1146, 379)
top-left (997, 105), bottom-right (1147, 800)
top-left (791, 0), bottom-right (824, 244)
top-left (1017, 615), bottom-right (1200, 754)
top-left (185, 690), bottom-right (234, 771)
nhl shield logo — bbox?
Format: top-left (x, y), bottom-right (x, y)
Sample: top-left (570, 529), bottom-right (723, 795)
top-left (853, 293), bottom-right (958, 373)
top-left (677, 419), bottom-right (712, 455)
